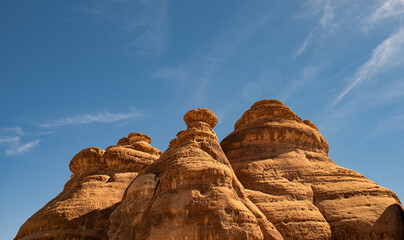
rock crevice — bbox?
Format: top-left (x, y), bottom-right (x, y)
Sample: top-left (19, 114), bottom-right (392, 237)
top-left (15, 100), bottom-right (404, 240)
top-left (221, 99), bottom-right (404, 240)
top-left (15, 133), bottom-right (161, 240)
top-left (108, 108), bottom-right (283, 240)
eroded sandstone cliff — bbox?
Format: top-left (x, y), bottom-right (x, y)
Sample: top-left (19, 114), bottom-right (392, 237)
top-left (108, 108), bottom-right (283, 240)
top-left (221, 100), bottom-right (404, 240)
top-left (15, 100), bottom-right (404, 240)
top-left (15, 133), bottom-right (161, 240)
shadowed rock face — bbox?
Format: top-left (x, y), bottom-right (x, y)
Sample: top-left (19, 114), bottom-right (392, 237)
top-left (221, 99), bottom-right (404, 240)
top-left (15, 133), bottom-right (161, 240)
top-left (108, 108), bottom-right (283, 240)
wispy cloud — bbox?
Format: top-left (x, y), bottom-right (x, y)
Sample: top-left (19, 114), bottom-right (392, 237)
top-left (5, 139), bottom-right (40, 156)
top-left (283, 65), bottom-right (322, 100)
top-left (0, 109), bottom-right (140, 156)
top-left (319, 0), bottom-right (335, 28)
top-left (334, 28), bottom-right (404, 105)
top-left (74, 0), bottom-right (169, 57)
top-left (0, 136), bottom-right (20, 144)
top-left (1, 127), bottom-right (24, 136)
top-left (369, 0), bottom-right (404, 23)
top-left (295, 0), bottom-right (403, 56)
top-left (296, 31), bottom-right (314, 57)
top-left (40, 110), bottom-right (141, 128)
top-left (296, 0), bottom-right (330, 20)
top-left (295, 0), bottom-right (335, 56)
top-left (376, 112), bottom-right (404, 134)
top-left (320, 76), bottom-right (404, 136)
top-left (152, 2), bottom-right (275, 104)
top-left (294, 0), bottom-right (404, 135)
top-left (151, 66), bottom-right (189, 83)
top-left (0, 127), bottom-right (40, 156)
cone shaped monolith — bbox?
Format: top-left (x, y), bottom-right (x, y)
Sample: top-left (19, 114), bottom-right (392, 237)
top-left (221, 99), bottom-right (404, 239)
top-left (109, 108), bottom-right (283, 240)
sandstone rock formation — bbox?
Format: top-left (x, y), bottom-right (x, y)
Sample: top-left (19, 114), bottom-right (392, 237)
top-left (15, 100), bottom-right (404, 240)
top-left (221, 99), bottom-right (404, 240)
top-left (108, 108), bottom-right (283, 240)
top-left (15, 133), bottom-right (161, 240)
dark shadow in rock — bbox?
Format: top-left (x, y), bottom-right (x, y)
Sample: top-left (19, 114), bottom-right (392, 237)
top-left (15, 203), bottom-right (119, 240)
top-left (372, 203), bottom-right (404, 238)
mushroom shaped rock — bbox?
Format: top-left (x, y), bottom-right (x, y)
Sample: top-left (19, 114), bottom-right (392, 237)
top-left (15, 133), bottom-right (161, 240)
top-left (108, 108), bottom-right (283, 240)
top-left (104, 132), bottom-right (162, 172)
top-left (221, 99), bottom-right (404, 240)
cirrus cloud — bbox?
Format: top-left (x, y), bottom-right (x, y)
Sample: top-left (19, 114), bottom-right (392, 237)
top-left (40, 109), bottom-right (141, 128)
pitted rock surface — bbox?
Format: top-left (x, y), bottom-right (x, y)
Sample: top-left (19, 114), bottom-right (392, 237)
top-left (15, 101), bottom-right (404, 240)
top-left (15, 133), bottom-right (161, 240)
top-left (108, 108), bottom-right (283, 240)
top-left (221, 99), bottom-right (404, 240)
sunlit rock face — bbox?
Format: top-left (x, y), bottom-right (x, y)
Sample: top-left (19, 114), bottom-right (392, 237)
top-left (15, 133), bottom-right (161, 240)
top-left (15, 100), bottom-right (404, 240)
top-left (221, 99), bottom-right (404, 240)
top-left (108, 108), bottom-right (283, 240)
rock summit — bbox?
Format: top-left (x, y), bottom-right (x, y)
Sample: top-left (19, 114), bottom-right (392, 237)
top-left (16, 100), bottom-right (404, 240)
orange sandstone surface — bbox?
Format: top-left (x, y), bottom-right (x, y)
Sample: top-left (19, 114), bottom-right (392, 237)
top-left (15, 100), bottom-right (404, 240)
top-left (15, 133), bottom-right (161, 240)
top-left (221, 100), bottom-right (404, 240)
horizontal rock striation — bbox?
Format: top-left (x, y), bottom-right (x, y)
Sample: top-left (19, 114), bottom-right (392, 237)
top-left (108, 108), bottom-right (283, 240)
top-left (221, 99), bottom-right (404, 240)
top-left (15, 133), bottom-right (161, 240)
top-left (15, 100), bottom-right (403, 240)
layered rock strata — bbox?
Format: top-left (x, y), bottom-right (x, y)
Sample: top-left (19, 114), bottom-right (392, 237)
top-left (15, 100), bottom-right (404, 240)
top-left (15, 133), bottom-right (161, 240)
top-left (108, 108), bottom-right (284, 240)
top-left (221, 100), bottom-right (404, 240)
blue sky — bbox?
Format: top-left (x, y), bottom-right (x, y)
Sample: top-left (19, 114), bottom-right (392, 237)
top-left (1, 0), bottom-right (404, 239)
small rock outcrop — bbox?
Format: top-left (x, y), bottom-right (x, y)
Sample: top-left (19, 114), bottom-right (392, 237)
top-left (108, 108), bottom-right (283, 240)
top-left (15, 133), bottom-right (161, 240)
top-left (221, 100), bottom-right (404, 239)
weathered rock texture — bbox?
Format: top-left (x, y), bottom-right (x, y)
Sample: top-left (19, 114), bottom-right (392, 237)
top-left (15, 133), bottom-right (161, 240)
top-left (16, 100), bottom-right (404, 240)
top-left (108, 108), bottom-right (284, 240)
top-left (221, 99), bottom-right (404, 240)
